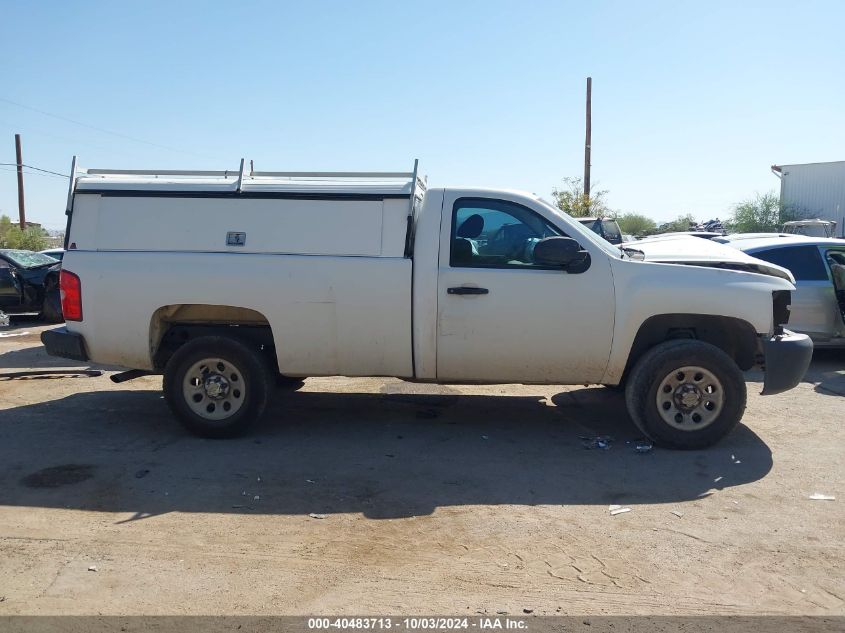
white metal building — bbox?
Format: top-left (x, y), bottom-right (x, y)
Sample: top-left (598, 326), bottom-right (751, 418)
top-left (771, 160), bottom-right (845, 237)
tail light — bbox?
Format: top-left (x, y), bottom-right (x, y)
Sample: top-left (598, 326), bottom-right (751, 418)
top-left (60, 270), bottom-right (83, 321)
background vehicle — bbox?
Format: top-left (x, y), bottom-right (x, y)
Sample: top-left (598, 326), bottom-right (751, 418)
top-left (40, 248), bottom-right (66, 262)
top-left (43, 161), bottom-right (812, 448)
top-left (729, 236), bottom-right (845, 347)
top-left (691, 218), bottom-right (726, 235)
top-left (652, 231), bottom-right (723, 240)
top-left (713, 233), bottom-right (793, 243)
top-left (782, 219), bottom-right (837, 238)
top-left (0, 249), bottom-right (63, 322)
top-left (577, 217), bottom-right (624, 244)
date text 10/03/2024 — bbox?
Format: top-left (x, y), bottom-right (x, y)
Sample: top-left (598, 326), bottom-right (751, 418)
top-left (307, 618), bottom-right (528, 630)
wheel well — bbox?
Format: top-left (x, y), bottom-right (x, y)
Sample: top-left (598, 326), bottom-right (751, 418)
top-left (150, 304), bottom-right (276, 371)
top-left (627, 314), bottom-right (759, 375)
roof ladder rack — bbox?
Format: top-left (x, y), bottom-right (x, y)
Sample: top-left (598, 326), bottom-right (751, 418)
top-left (74, 158), bottom-right (425, 198)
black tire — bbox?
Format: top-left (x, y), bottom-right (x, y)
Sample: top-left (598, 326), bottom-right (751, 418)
top-left (625, 340), bottom-right (747, 449)
top-left (163, 336), bottom-right (271, 438)
top-left (40, 287), bottom-right (63, 323)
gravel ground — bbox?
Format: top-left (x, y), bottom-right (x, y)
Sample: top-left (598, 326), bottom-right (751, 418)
top-left (0, 320), bottom-right (842, 615)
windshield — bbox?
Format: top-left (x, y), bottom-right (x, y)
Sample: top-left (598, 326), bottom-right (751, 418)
top-left (602, 220), bottom-right (622, 242)
top-left (536, 198), bottom-right (622, 258)
top-left (784, 223), bottom-right (835, 237)
top-left (798, 225), bottom-right (832, 237)
top-left (1, 249), bottom-right (58, 269)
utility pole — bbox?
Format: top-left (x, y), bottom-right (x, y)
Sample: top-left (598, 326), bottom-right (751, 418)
top-left (15, 134), bottom-right (26, 229)
top-left (583, 77), bottom-right (592, 199)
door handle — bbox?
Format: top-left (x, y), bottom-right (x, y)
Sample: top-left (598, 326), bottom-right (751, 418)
top-left (447, 287), bottom-right (489, 295)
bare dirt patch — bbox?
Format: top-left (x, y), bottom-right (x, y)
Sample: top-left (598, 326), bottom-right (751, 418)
top-left (0, 323), bottom-right (842, 615)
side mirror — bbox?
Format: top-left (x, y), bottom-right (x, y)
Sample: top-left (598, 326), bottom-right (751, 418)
top-left (533, 237), bottom-right (591, 272)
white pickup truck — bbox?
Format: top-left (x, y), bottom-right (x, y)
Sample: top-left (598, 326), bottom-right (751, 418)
top-left (43, 160), bottom-right (813, 448)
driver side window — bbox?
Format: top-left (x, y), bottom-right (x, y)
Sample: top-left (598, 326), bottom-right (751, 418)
top-left (450, 198), bottom-right (564, 268)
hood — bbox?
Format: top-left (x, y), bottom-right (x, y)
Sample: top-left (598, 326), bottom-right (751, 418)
top-left (623, 235), bottom-right (795, 283)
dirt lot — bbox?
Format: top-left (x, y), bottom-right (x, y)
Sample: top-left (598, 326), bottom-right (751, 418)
top-left (0, 320), bottom-right (843, 616)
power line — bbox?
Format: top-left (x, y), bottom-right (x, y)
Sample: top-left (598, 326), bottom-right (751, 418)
top-left (0, 96), bottom-right (210, 158)
top-left (0, 166), bottom-right (66, 179)
top-left (0, 117), bottom-right (115, 152)
top-left (0, 162), bottom-right (68, 178)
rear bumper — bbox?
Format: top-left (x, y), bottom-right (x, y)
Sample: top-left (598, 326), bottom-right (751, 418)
top-left (761, 329), bottom-right (813, 395)
top-left (41, 327), bottom-right (89, 362)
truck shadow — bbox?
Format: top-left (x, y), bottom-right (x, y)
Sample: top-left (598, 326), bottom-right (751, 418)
top-left (0, 343), bottom-right (120, 372)
top-left (744, 348), bottom-right (845, 397)
top-left (0, 383), bottom-right (773, 520)
top-left (808, 349), bottom-right (845, 396)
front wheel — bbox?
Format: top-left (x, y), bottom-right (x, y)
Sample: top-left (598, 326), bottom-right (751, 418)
top-left (163, 336), bottom-right (271, 438)
top-left (625, 340), bottom-right (747, 449)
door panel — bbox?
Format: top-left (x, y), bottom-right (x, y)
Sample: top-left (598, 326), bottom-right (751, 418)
top-left (436, 194), bottom-right (615, 384)
top-left (0, 263), bottom-right (22, 307)
top-left (823, 248), bottom-right (845, 337)
top-left (790, 281), bottom-right (838, 337)
top-left (750, 245), bottom-right (838, 338)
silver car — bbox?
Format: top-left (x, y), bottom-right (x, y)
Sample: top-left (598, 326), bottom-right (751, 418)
top-left (730, 236), bottom-right (845, 347)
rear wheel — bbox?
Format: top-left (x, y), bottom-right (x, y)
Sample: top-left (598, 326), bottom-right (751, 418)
top-left (163, 336), bottom-right (271, 438)
top-left (625, 340), bottom-right (746, 449)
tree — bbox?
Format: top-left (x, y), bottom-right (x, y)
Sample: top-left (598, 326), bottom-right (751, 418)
top-left (727, 192), bottom-right (795, 233)
top-left (0, 214), bottom-right (14, 247)
top-left (0, 224), bottom-right (49, 251)
top-left (616, 212), bottom-right (657, 237)
top-left (657, 213), bottom-right (698, 233)
top-left (551, 176), bottom-right (612, 218)
top-left (0, 213), bottom-right (50, 250)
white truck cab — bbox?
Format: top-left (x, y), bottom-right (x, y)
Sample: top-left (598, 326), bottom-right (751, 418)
top-left (43, 160), bottom-right (813, 448)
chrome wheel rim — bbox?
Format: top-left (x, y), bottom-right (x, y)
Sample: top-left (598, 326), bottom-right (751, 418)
top-left (655, 365), bottom-right (724, 430)
top-left (182, 357), bottom-right (245, 421)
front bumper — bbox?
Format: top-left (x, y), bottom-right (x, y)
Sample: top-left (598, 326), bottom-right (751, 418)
top-left (761, 329), bottom-right (813, 395)
top-left (41, 327), bottom-right (89, 362)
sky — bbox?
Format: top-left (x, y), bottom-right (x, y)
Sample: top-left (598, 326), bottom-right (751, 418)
top-left (1, 0), bottom-right (844, 230)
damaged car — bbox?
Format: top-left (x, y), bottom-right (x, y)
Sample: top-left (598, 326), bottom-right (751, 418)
top-left (0, 249), bottom-right (63, 322)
